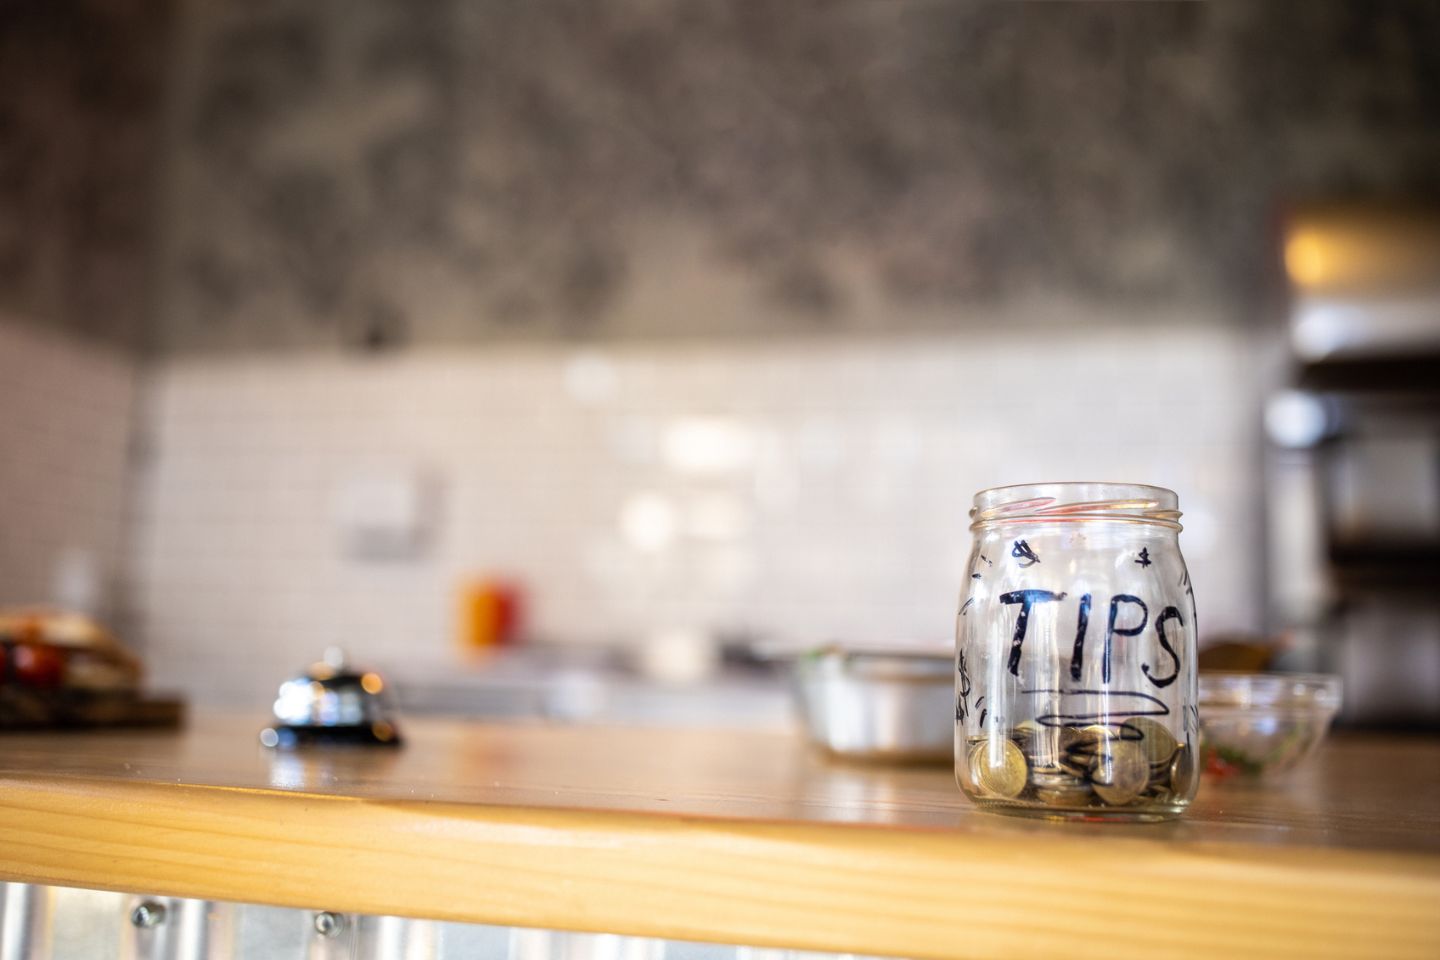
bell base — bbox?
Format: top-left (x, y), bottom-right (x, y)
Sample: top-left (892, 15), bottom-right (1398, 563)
top-left (260, 723), bottom-right (402, 749)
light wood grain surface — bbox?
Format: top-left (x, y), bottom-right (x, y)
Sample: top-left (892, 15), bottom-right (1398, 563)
top-left (2, 714), bottom-right (1439, 960)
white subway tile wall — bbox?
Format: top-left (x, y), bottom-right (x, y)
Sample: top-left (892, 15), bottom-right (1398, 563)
top-left (127, 319), bottom-right (1263, 706)
top-left (0, 319), bottom-right (138, 616)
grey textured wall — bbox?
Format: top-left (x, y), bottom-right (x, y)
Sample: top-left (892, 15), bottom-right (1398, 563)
top-left (4, 2), bottom-right (1439, 354)
top-left (0, 0), bottom-right (171, 350)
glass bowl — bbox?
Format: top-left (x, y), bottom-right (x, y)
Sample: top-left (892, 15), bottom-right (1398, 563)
top-left (1198, 672), bottom-right (1342, 779)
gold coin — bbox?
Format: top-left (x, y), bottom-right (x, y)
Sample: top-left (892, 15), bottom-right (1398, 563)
top-left (1058, 725), bottom-right (1100, 753)
top-left (1031, 767), bottom-right (1092, 804)
top-left (1123, 717), bottom-right (1180, 766)
top-left (1010, 720), bottom-right (1041, 740)
top-left (1092, 739), bottom-right (1149, 806)
top-left (1168, 743), bottom-right (1197, 799)
top-left (1069, 724), bottom-right (1117, 756)
top-left (965, 743), bottom-right (984, 794)
top-left (1058, 724), bottom-right (1109, 772)
top-left (1036, 785), bottom-right (1094, 807)
top-left (1029, 769), bottom-right (1078, 788)
top-left (1058, 725), bottom-right (1088, 751)
top-left (1016, 728), bottom-right (1062, 771)
top-left (1077, 723), bottom-right (1118, 743)
top-left (1009, 721), bottom-right (1045, 754)
top-left (972, 737), bottom-right (1028, 799)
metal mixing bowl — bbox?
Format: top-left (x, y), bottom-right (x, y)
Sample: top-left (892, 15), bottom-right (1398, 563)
top-left (791, 647), bottom-right (953, 763)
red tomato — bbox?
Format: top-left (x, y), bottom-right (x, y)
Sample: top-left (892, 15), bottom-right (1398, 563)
top-left (1204, 748), bottom-right (1238, 781)
top-left (13, 643), bottom-right (65, 689)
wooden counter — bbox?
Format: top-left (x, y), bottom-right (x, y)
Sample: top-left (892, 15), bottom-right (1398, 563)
top-left (2, 714), bottom-right (1438, 960)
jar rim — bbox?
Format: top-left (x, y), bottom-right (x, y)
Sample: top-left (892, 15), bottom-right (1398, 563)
top-left (970, 481), bottom-right (1182, 530)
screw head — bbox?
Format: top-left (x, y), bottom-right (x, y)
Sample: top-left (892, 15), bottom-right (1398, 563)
top-left (314, 911), bottom-right (345, 938)
top-left (131, 901), bottom-right (166, 929)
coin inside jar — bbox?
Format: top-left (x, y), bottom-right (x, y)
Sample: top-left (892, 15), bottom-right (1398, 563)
top-left (1074, 724), bottom-right (1118, 749)
top-left (1010, 720), bottom-right (1041, 740)
top-left (1091, 739), bottom-right (1149, 805)
top-left (1123, 716), bottom-right (1180, 767)
top-left (1168, 742), bottom-right (1197, 799)
top-left (1036, 786), bottom-right (1094, 808)
top-left (1058, 724), bottom-right (1110, 773)
top-left (971, 738), bottom-right (1028, 799)
top-left (1030, 770), bottom-right (1093, 807)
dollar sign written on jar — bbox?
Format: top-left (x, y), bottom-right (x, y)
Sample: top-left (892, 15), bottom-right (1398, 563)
top-left (956, 650), bottom-right (972, 722)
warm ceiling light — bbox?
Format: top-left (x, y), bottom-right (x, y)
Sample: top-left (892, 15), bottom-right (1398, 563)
top-left (1284, 231), bottom-right (1328, 287)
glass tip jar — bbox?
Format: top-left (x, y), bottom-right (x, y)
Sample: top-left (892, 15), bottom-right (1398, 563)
top-left (955, 482), bottom-right (1199, 821)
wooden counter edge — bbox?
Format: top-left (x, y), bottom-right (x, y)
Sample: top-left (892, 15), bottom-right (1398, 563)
top-left (1, 775), bottom-right (1438, 960)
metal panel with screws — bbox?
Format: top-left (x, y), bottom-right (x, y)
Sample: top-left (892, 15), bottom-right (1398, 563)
top-left (0, 882), bottom-right (904, 960)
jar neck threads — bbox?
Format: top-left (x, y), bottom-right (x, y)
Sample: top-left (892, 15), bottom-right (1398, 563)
top-left (970, 482), bottom-right (1182, 531)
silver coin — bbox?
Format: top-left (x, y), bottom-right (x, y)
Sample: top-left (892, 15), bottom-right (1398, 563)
top-left (1092, 739), bottom-right (1149, 805)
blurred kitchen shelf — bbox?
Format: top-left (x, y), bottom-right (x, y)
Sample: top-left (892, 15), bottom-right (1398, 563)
top-left (1329, 541), bottom-right (1440, 593)
top-left (1, 714), bottom-right (1438, 959)
top-left (1297, 354), bottom-right (1440, 392)
top-left (391, 661), bottom-right (791, 730)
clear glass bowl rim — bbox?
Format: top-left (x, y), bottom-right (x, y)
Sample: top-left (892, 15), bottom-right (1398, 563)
top-left (1199, 671), bottom-right (1343, 715)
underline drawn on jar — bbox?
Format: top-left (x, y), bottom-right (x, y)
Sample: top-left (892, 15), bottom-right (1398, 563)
top-left (1112, 720), bottom-right (1154, 741)
top-left (1136, 547), bottom-right (1152, 567)
top-left (1011, 540), bottom-right (1040, 567)
top-left (1019, 688), bottom-right (1171, 726)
